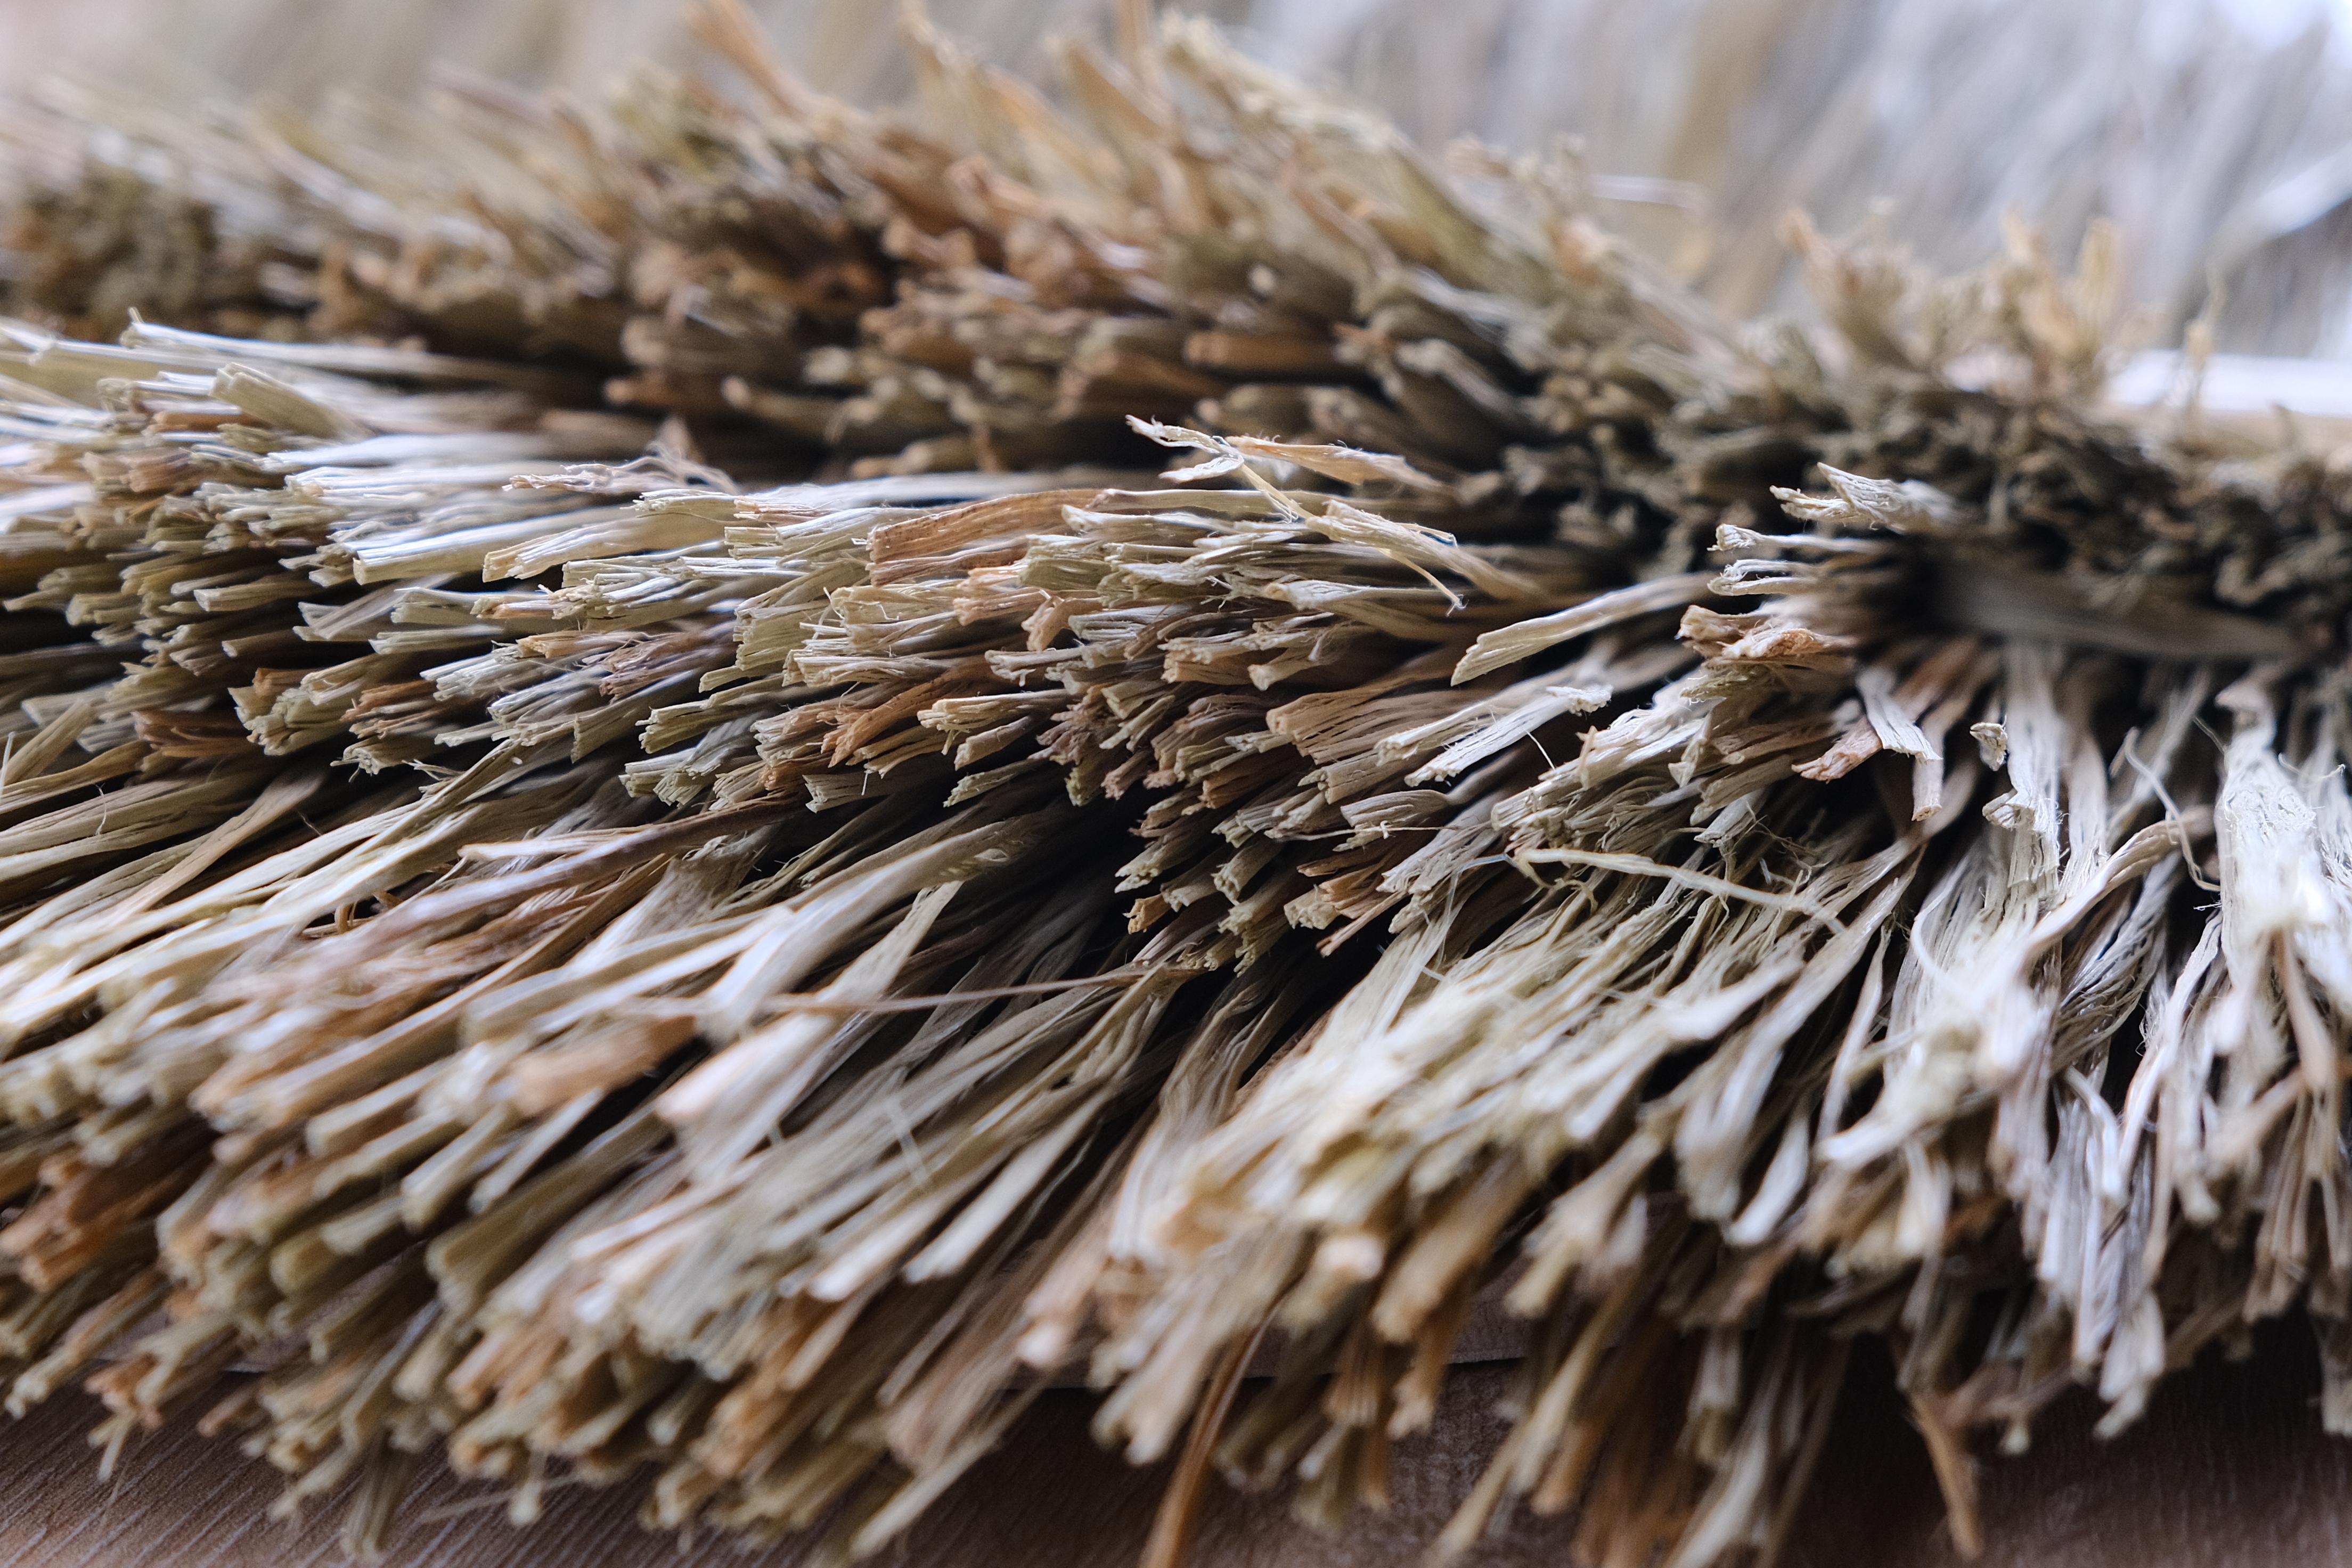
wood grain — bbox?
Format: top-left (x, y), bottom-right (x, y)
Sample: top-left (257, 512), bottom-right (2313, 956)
top-left (0, 1326), bottom-right (2343, 1566)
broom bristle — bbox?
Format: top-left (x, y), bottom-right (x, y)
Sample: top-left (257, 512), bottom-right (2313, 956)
top-left (0, 2), bottom-right (2346, 1562)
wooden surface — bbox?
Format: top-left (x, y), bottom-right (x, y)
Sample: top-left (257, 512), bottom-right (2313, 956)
top-left (1, 1325), bottom-right (2347, 1566)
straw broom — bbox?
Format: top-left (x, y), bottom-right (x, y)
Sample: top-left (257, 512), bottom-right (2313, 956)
top-left (0, 3), bottom-right (2348, 1563)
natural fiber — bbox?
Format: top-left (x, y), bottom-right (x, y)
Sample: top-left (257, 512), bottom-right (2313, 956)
top-left (0, 4), bottom-right (2347, 1564)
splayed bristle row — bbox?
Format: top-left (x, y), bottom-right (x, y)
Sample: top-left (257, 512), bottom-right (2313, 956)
top-left (0, 3), bottom-right (2346, 1563)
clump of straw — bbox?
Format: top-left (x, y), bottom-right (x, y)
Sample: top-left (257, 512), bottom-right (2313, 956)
top-left (0, 4), bottom-right (2346, 1564)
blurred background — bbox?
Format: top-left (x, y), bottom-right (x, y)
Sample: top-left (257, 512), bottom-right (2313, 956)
top-left (2, 0), bottom-right (2350, 359)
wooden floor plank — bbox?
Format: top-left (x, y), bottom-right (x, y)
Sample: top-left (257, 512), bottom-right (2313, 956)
top-left (0, 1326), bottom-right (2343, 1566)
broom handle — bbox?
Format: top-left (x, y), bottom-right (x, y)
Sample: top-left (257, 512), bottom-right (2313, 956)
top-left (2108, 349), bottom-right (2352, 435)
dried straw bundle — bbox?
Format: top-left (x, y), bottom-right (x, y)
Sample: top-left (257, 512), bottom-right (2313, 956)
top-left (0, 5), bottom-right (2348, 1564)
